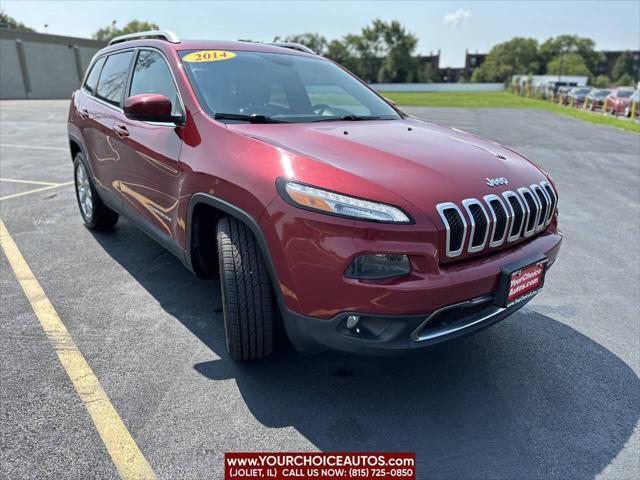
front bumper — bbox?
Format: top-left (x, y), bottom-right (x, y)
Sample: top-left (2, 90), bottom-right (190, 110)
top-left (281, 293), bottom-right (533, 355)
top-left (277, 231), bottom-right (562, 355)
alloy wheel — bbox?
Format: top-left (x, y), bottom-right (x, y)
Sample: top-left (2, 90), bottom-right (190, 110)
top-left (75, 163), bottom-right (93, 219)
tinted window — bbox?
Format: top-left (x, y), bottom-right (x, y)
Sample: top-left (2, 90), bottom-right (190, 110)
top-left (180, 51), bottom-right (400, 123)
top-left (96, 51), bottom-right (134, 106)
top-left (130, 50), bottom-right (182, 115)
top-left (84, 57), bottom-right (105, 94)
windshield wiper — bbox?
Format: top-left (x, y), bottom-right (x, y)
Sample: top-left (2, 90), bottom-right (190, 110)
top-left (312, 115), bottom-right (382, 122)
top-left (213, 113), bottom-right (285, 123)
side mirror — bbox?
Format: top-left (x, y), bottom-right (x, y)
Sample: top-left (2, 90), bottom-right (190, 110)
top-left (123, 94), bottom-right (181, 123)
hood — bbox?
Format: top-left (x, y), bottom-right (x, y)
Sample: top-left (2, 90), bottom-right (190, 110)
top-left (228, 117), bottom-right (547, 216)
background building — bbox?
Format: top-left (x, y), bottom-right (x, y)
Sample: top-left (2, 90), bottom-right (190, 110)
top-left (0, 28), bottom-right (105, 99)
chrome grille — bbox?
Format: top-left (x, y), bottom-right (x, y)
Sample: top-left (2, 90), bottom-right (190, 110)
top-left (540, 181), bottom-right (557, 226)
top-left (436, 181), bottom-right (557, 259)
top-left (485, 195), bottom-right (508, 247)
top-left (531, 184), bottom-right (550, 231)
top-left (436, 203), bottom-right (467, 257)
top-left (462, 199), bottom-right (489, 252)
top-left (518, 187), bottom-right (539, 237)
top-left (503, 191), bottom-right (525, 242)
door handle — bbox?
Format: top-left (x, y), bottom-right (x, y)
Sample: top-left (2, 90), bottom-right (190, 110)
top-left (113, 125), bottom-right (129, 138)
top-left (77, 108), bottom-right (89, 119)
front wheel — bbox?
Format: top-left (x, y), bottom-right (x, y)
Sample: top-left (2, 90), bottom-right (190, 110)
top-left (216, 216), bottom-right (274, 360)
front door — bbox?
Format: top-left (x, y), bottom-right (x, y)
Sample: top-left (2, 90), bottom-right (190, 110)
top-left (110, 49), bottom-right (184, 244)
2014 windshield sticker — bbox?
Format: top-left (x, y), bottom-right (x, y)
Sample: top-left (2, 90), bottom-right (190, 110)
top-left (183, 50), bottom-right (236, 62)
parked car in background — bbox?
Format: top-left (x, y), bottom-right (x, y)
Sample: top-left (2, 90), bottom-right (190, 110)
top-left (605, 87), bottom-right (634, 115)
top-left (585, 89), bottom-right (612, 111)
top-left (624, 89), bottom-right (639, 117)
top-left (556, 86), bottom-right (572, 104)
top-left (567, 87), bottom-right (591, 107)
top-left (547, 83), bottom-right (576, 101)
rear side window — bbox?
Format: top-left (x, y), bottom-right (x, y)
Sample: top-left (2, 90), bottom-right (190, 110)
top-left (84, 57), bottom-right (105, 95)
top-left (96, 51), bottom-right (134, 106)
top-left (129, 50), bottom-right (182, 115)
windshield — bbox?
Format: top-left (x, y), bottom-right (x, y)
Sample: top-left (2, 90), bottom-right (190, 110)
top-left (179, 50), bottom-right (401, 123)
top-left (575, 88), bottom-right (591, 95)
top-left (596, 90), bottom-right (611, 97)
top-left (618, 90), bottom-right (633, 98)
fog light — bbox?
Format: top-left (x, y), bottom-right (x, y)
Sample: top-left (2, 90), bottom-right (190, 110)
top-left (346, 315), bottom-right (360, 329)
top-left (345, 254), bottom-right (411, 280)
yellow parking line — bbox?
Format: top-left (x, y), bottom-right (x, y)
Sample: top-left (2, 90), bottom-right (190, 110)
top-left (0, 181), bottom-right (74, 201)
top-left (1, 177), bottom-right (60, 186)
top-left (0, 219), bottom-right (156, 480)
top-left (0, 143), bottom-right (68, 152)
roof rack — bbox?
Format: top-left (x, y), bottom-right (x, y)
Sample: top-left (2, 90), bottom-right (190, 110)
top-left (108, 30), bottom-right (180, 46)
top-left (268, 42), bottom-right (316, 55)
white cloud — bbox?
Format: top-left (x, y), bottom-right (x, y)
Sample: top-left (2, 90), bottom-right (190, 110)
top-left (443, 8), bottom-right (471, 29)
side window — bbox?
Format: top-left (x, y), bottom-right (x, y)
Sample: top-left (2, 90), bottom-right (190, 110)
top-left (84, 57), bottom-right (105, 95)
top-left (130, 50), bottom-right (182, 116)
top-left (96, 51), bottom-right (134, 106)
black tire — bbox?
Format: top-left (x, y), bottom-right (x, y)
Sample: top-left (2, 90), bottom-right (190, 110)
top-left (73, 153), bottom-right (119, 230)
top-left (216, 216), bottom-right (274, 360)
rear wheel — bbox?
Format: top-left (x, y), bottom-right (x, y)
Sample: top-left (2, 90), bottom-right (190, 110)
top-left (216, 216), bottom-right (274, 360)
top-left (73, 153), bottom-right (118, 230)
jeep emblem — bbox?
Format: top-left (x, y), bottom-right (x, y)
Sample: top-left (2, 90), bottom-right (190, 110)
top-left (486, 177), bottom-right (509, 187)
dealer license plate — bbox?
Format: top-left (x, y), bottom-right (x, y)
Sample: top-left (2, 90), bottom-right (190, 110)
top-left (495, 254), bottom-right (548, 308)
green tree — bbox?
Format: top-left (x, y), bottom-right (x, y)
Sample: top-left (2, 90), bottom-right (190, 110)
top-left (375, 20), bottom-right (419, 82)
top-left (93, 20), bottom-right (159, 42)
top-left (471, 37), bottom-right (540, 82)
top-left (612, 51), bottom-right (639, 82)
top-left (592, 75), bottom-right (610, 88)
top-left (342, 30), bottom-right (383, 81)
top-left (290, 20), bottom-right (420, 82)
top-left (615, 73), bottom-right (635, 87)
top-left (546, 52), bottom-right (592, 77)
top-left (539, 35), bottom-right (604, 76)
top-left (325, 38), bottom-right (361, 75)
top-left (340, 20), bottom-right (419, 83)
top-left (273, 33), bottom-right (328, 55)
top-left (0, 10), bottom-right (34, 31)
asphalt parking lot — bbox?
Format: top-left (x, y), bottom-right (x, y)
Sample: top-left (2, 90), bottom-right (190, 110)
top-left (1, 100), bottom-right (639, 480)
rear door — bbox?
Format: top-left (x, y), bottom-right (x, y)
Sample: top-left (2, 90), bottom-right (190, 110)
top-left (80, 50), bottom-right (134, 206)
top-left (110, 48), bottom-right (184, 243)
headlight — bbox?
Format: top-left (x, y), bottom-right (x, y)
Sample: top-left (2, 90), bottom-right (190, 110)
top-left (278, 180), bottom-right (412, 223)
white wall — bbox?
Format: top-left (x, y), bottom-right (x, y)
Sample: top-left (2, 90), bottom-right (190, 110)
top-left (370, 83), bottom-right (505, 92)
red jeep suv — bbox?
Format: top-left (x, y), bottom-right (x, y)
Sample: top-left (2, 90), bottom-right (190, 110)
top-left (68, 30), bottom-right (562, 360)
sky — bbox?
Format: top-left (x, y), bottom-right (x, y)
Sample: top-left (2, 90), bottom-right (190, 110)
top-left (3, 0), bottom-right (639, 67)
